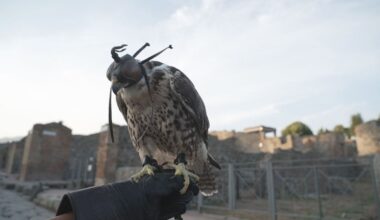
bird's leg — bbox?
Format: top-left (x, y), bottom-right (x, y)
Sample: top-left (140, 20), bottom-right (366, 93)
top-left (169, 153), bottom-right (199, 194)
top-left (131, 155), bottom-right (158, 182)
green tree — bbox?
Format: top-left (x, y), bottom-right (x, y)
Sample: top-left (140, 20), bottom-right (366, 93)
top-left (333, 124), bottom-right (351, 137)
top-left (317, 128), bottom-right (328, 135)
top-left (282, 121), bottom-right (313, 137)
top-left (317, 128), bottom-right (324, 135)
top-left (350, 113), bottom-right (363, 136)
top-left (333, 124), bottom-right (345, 133)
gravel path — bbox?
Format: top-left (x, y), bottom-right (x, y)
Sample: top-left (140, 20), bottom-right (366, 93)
top-left (0, 188), bottom-right (54, 220)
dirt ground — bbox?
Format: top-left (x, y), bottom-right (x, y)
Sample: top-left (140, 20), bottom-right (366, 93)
top-left (0, 188), bottom-right (53, 220)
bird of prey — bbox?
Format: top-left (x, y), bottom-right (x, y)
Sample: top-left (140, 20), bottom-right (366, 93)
top-left (106, 43), bottom-right (220, 195)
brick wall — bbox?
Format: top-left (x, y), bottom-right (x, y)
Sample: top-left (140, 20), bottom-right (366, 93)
top-left (5, 138), bottom-right (25, 175)
top-left (95, 124), bottom-right (140, 186)
top-left (356, 120), bottom-right (380, 156)
top-left (19, 122), bottom-right (72, 181)
top-left (0, 143), bottom-right (11, 170)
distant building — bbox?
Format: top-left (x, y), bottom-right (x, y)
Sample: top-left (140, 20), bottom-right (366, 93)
top-left (244, 125), bottom-right (277, 138)
top-left (19, 122), bottom-right (72, 181)
top-left (355, 120), bottom-right (380, 156)
top-left (0, 143), bottom-right (11, 170)
top-left (95, 124), bottom-right (140, 185)
top-left (68, 133), bottom-right (99, 187)
top-left (5, 137), bottom-right (26, 175)
top-left (2, 120), bottom-right (379, 185)
top-left (210, 125), bottom-right (356, 158)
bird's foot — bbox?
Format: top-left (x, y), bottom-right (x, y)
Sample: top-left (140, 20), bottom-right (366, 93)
top-left (131, 164), bottom-right (156, 182)
top-left (131, 156), bottom-right (158, 182)
top-left (169, 153), bottom-right (199, 194)
top-left (171, 163), bottom-right (199, 194)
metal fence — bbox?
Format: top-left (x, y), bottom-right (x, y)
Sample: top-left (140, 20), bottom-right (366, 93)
top-left (197, 157), bottom-right (380, 220)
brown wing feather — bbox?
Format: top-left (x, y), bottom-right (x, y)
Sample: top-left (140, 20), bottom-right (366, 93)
top-left (169, 67), bottom-right (210, 145)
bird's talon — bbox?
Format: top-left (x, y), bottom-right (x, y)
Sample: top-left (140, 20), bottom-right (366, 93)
top-left (170, 162), bottom-right (199, 194)
top-left (189, 173), bottom-right (200, 182)
top-left (131, 164), bottom-right (156, 182)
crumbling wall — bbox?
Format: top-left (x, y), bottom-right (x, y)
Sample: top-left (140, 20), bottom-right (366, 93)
top-left (234, 132), bottom-right (262, 153)
top-left (207, 135), bottom-right (266, 164)
top-left (301, 135), bottom-right (318, 152)
top-left (262, 135), bottom-right (296, 153)
top-left (95, 125), bottom-right (119, 185)
top-left (68, 133), bottom-right (99, 185)
top-left (374, 154), bottom-right (380, 193)
top-left (95, 124), bottom-right (140, 186)
top-left (316, 133), bottom-right (347, 157)
top-left (116, 126), bottom-right (141, 167)
top-left (209, 130), bottom-right (236, 140)
top-left (19, 122), bottom-right (72, 181)
top-left (0, 143), bottom-right (11, 170)
top-left (210, 131), bottom-right (264, 154)
top-left (301, 133), bottom-right (357, 157)
top-left (5, 138), bottom-right (25, 175)
top-left (356, 120), bottom-right (380, 156)
top-left (210, 128), bottom-right (357, 158)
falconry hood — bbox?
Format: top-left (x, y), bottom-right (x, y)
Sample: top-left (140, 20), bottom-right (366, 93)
top-left (106, 43), bottom-right (173, 94)
top-left (106, 43), bottom-right (173, 142)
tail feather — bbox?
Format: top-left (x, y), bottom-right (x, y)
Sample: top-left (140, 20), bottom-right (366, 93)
top-left (198, 163), bottom-right (218, 196)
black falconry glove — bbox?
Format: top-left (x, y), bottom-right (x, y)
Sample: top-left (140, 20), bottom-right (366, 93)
top-left (56, 171), bottom-right (199, 220)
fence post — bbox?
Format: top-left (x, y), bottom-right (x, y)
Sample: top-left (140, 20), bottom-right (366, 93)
top-left (228, 163), bottom-right (236, 210)
top-left (76, 159), bottom-right (82, 188)
top-left (313, 167), bottom-right (323, 219)
top-left (197, 194), bottom-right (203, 212)
top-left (83, 158), bottom-right (88, 184)
top-left (370, 157), bottom-right (380, 218)
top-left (266, 160), bottom-right (277, 220)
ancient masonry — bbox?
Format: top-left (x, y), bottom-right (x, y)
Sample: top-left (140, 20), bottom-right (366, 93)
top-left (68, 133), bottom-right (99, 186)
top-left (0, 121), bottom-right (379, 185)
top-left (19, 122), bottom-right (72, 181)
top-left (355, 120), bottom-right (380, 156)
top-left (209, 125), bottom-right (356, 158)
top-left (5, 137), bottom-right (25, 175)
top-left (95, 124), bottom-right (140, 185)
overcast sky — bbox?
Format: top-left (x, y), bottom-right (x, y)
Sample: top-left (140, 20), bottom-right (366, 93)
top-left (0, 0), bottom-right (379, 138)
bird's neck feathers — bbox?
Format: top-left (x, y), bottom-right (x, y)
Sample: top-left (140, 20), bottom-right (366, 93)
top-left (120, 63), bottom-right (171, 110)
top-left (120, 80), bottom-right (150, 105)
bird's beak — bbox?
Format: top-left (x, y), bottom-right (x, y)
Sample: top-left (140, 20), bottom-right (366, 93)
top-left (112, 78), bottom-right (137, 94)
top-left (111, 78), bottom-right (122, 94)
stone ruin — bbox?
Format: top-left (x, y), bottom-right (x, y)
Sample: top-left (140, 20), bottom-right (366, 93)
top-left (0, 121), bottom-right (378, 186)
top-left (95, 124), bottom-right (139, 185)
top-left (209, 125), bottom-right (357, 161)
top-left (355, 120), bottom-right (380, 156)
top-left (19, 122), bottom-right (72, 181)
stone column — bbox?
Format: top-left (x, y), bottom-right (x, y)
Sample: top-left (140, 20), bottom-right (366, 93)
top-left (5, 143), bottom-right (16, 174)
top-left (95, 124), bottom-right (121, 186)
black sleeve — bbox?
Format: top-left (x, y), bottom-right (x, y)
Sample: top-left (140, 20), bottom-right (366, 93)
top-left (57, 181), bottom-right (145, 220)
top-left (56, 172), bottom-right (198, 220)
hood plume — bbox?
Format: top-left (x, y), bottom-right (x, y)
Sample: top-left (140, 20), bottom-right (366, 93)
top-left (111, 44), bottom-right (127, 63)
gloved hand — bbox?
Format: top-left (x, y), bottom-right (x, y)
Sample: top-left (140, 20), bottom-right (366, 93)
top-left (56, 171), bottom-right (199, 220)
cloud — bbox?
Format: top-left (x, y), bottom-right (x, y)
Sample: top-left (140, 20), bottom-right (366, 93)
top-left (0, 0), bottom-right (379, 136)
top-left (160, 0), bottom-right (380, 131)
top-left (300, 102), bottom-right (367, 130)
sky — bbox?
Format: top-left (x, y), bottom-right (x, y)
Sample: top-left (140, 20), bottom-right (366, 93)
top-left (0, 0), bottom-right (379, 138)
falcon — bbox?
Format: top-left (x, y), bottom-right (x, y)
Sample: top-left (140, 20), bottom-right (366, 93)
top-left (106, 43), bottom-right (220, 195)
